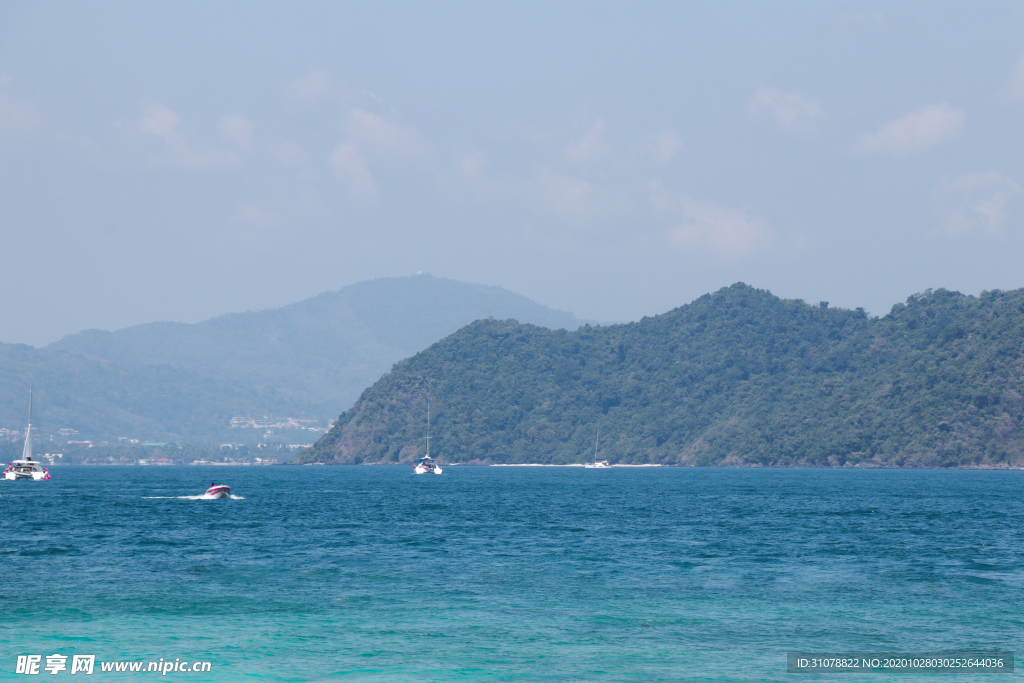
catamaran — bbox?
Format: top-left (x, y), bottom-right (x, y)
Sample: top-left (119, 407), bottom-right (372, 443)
top-left (584, 429), bottom-right (610, 469)
top-left (414, 402), bottom-right (442, 475)
top-left (3, 382), bottom-right (51, 481)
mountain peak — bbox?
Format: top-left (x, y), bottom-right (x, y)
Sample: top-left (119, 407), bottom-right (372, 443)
top-left (31, 277), bottom-right (595, 441)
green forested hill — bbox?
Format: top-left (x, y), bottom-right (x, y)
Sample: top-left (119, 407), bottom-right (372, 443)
top-left (0, 343), bottom-right (280, 443)
top-left (299, 284), bottom-right (1024, 468)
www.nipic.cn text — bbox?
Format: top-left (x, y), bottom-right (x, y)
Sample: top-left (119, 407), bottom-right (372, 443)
top-left (15, 655), bottom-right (213, 675)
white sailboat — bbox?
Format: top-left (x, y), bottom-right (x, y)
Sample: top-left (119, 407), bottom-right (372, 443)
top-left (414, 402), bottom-right (443, 475)
top-left (4, 382), bottom-right (51, 481)
top-left (584, 429), bottom-right (610, 469)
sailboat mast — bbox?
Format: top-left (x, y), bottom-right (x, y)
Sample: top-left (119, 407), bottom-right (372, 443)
top-left (425, 400), bottom-right (431, 458)
top-left (21, 380), bottom-right (33, 461)
top-left (595, 428), bottom-right (599, 459)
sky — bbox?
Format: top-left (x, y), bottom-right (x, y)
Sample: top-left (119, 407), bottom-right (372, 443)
top-left (2, 1), bottom-right (1024, 346)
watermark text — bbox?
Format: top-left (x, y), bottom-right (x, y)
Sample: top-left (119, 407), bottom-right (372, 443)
top-left (15, 655), bottom-right (212, 675)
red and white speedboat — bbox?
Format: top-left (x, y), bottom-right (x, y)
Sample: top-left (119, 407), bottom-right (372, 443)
top-left (205, 483), bottom-right (231, 498)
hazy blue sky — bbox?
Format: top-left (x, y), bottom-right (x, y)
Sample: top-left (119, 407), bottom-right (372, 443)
top-left (2, 1), bottom-right (1023, 346)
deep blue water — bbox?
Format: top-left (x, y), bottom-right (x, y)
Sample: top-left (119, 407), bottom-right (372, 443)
top-left (1, 466), bottom-right (1022, 681)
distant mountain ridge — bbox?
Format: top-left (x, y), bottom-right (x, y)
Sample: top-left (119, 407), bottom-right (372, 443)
top-left (300, 284), bottom-right (1024, 468)
top-left (49, 275), bottom-right (594, 416)
top-left (1, 275), bottom-right (594, 442)
top-left (0, 343), bottom-right (277, 444)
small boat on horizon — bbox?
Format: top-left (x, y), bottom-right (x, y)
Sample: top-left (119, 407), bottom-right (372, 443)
top-left (205, 483), bottom-right (231, 498)
top-left (414, 402), bottom-right (442, 475)
top-left (4, 382), bottom-right (51, 481)
top-left (414, 454), bottom-right (443, 474)
top-left (584, 429), bottom-right (611, 469)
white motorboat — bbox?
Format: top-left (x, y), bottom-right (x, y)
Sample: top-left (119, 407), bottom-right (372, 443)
top-left (4, 383), bottom-right (50, 481)
top-left (414, 402), bottom-right (442, 475)
top-left (204, 483), bottom-right (231, 498)
top-left (584, 429), bottom-right (610, 469)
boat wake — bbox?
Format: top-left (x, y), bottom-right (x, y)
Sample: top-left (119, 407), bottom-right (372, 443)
top-left (143, 495), bottom-right (245, 500)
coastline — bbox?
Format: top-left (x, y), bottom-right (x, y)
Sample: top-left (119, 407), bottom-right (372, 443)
top-left (491, 463), bottom-right (663, 467)
top-left (292, 461), bottom-right (1024, 470)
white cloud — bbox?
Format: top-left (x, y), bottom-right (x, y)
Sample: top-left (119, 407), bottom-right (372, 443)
top-left (933, 172), bottom-right (1022, 236)
top-left (236, 204), bottom-right (273, 226)
top-left (452, 152), bottom-right (602, 222)
top-left (1000, 55), bottom-right (1024, 104)
top-left (858, 104), bottom-right (964, 155)
top-left (530, 167), bottom-right (593, 215)
top-left (641, 130), bottom-right (683, 165)
top-left (451, 123), bottom-right (765, 241)
top-left (139, 104), bottom-right (180, 139)
top-left (460, 150), bottom-right (489, 178)
top-left (328, 142), bottom-right (378, 200)
top-left (271, 141), bottom-right (309, 168)
top-left (564, 121), bottom-right (608, 164)
top-left (654, 185), bottom-right (773, 256)
top-left (0, 77), bottom-right (42, 142)
top-left (288, 69), bottom-right (332, 107)
top-left (219, 115), bottom-right (254, 149)
top-left (136, 103), bottom-right (239, 170)
top-left (748, 87), bottom-right (825, 136)
top-left (669, 200), bottom-right (772, 255)
top-left (345, 108), bottom-right (424, 156)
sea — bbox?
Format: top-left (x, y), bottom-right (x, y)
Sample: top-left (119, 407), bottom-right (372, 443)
top-left (1, 466), bottom-right (1022, 682)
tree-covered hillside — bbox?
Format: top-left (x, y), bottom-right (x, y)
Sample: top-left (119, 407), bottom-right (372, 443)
top-left (0, 275), bottom-right (592, 442)
top-left (299, 284), bottom-right (1024, 468)
top-left (47, 274), bottom-right (593, 420)
top-left (0, 343), bottom-right (280, 443)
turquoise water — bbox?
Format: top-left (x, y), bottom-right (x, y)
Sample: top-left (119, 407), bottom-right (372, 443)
top-left (1, 466), bottom-right (1022, 681)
